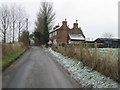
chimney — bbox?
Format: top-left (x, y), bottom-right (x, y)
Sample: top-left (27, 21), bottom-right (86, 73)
top-left (73, 20), bottom-right (78, 29)
top-left (62, 18), bottom-right (67, 29)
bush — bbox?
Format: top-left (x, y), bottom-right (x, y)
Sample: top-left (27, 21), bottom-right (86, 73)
top-left (2, 42), bottom-right (25, 59)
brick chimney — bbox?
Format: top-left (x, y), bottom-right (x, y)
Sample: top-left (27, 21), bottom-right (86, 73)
top-left (73, 20), bottom-right (78, 29)
top-left (62, 18), bottom-right (67, 29)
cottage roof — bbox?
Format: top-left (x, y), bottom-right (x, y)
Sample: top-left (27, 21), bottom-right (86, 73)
top-left (49, 26), bottom-right (60, 33)
top-left (49, 25), bottom-right (70, 33)
top-left (69, 34), bottom-right (85, 40)
top-left (70, 27), bottom-right (85, 38)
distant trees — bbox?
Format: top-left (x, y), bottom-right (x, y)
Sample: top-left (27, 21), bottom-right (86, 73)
top-left (34, 1), bottom-right (55, 45)
top-left (19, 30), bottom-right (29, 47)
top-left (0, 4), bottom-right (29, 43)
top-left (102, 32), bottom-right (114, 38)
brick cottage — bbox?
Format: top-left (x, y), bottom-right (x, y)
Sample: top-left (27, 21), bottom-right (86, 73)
top-left (49, 19), bottom-right (85, 45)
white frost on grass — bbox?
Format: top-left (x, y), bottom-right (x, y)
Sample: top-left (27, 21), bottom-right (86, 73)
top-left (48, 48), bottom-right (119, 88)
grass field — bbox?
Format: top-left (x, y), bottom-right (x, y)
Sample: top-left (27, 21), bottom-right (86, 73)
top-left (52, 45), bottom-right (119, 82)
top-left (90, 48), bottom-right (118, 60)
top-left (97, 48), bottom-right (118, 60)
top-left (0, 48), bottom-right (25, 68)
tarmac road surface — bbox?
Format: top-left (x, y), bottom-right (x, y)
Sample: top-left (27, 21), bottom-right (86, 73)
top-left (3, 46), bottom-right (80, 88)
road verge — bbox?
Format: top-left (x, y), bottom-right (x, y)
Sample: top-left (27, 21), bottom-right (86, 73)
top-left (2, 47), bottom-right (29, 71)
top-left (48, 47), bottom-right (119, 88)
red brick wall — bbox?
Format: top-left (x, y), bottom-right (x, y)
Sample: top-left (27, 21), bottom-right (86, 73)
top-left (71, 23), bottom-right (81, 34)
top-left (56, 20), bottom-right (70, 43)
top-left (57, 30), bottom-right (68, 43)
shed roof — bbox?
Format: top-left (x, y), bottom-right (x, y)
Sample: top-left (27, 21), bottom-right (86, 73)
top-left (95, 38), bottom-right (120, 42)
top-left (69, 34), bottom-right (85, 40)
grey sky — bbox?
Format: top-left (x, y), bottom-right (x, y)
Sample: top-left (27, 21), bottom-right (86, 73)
top-left (0, 0), bottom-right (119, 40)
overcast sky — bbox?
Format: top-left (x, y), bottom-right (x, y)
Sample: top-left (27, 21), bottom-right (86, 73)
top-left (0, 0), bottom-right (119, 40)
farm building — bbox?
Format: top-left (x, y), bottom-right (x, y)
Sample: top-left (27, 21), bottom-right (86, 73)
top-left (94, 38), bottom-right (120, 48)
top-left (49, 19), bottom-right (85, 45)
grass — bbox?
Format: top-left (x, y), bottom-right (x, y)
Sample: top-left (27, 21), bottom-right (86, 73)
top-left (0, 48), bottom-right (26, 68)
top-left (98, 48), bottom-right (118, 60)
top-left (2, 42), bottom-right (25, 58)
top-left (52, 44), bottom-right (119, 82)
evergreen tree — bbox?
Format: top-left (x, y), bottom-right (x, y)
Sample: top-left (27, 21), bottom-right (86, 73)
top-left (34, 1), bottom-right (55, 45)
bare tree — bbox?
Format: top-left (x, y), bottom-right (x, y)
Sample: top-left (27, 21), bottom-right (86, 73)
top-left (0, 4), bottom-right (28, 43)
top-left (102, 32), bottom-right (114, 38)
top-left (9, 4), bottom-right (28, 43)
top-left (0, 5), bottom-right (10, 43)
top-left (8, 23), bottom-right (12, 43)
top-left (9, 4), bottom-right (19, 43)
top-left (17, 7), bottom-right (27, 41)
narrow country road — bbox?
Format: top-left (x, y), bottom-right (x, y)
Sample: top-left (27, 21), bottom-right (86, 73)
top-left (3, 46), bottom-right (79, 88)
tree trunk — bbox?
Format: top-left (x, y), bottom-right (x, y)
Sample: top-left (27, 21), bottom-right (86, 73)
top-left (3, 31), bottom-right (6, 43)
top-left (18, 22), bottom-right (21, 42)
top-left (13, 21), bottom-right (15, 43)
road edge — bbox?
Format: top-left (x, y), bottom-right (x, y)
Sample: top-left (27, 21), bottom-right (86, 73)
top-left (45, 47), bottom-right (85, 88)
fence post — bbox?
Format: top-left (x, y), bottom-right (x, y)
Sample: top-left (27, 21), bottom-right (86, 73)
top-left (118, 48), bottom-right (120, 82)
top-left (80, 41), bottom-right (83, 61)
top-left (94, 42), bottom-right (98, 62)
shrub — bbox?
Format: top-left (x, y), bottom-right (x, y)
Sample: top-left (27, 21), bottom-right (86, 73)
top-left (2, 42), bottom-right (25, 59)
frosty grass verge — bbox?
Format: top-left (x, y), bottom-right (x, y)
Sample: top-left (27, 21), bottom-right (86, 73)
top-left (48, 48), bottom-right (119, 88)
